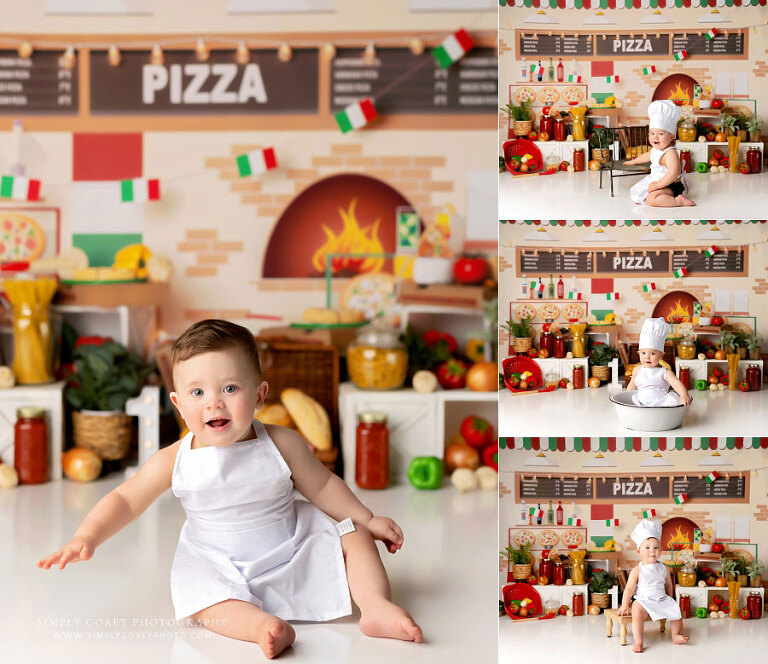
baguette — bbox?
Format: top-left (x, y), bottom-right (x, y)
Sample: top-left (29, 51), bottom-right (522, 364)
top-left (280, 388), bottom-right (332, 451)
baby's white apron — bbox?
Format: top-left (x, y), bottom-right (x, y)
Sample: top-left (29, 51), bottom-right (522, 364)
top-left (630, 146), bottom-right (689, 205)
top-left (633, 561), bottom-right (682, 621)
top-left (170, 420), bottom-right (352, 621)
top-left (632, 366), bottom-right (680, 407)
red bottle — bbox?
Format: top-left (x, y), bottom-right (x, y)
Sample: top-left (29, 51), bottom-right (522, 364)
top-left (355, 412), bottom-right (389, 489)
top-left (557, 275), bottom-right (564, 299)
top-left (556, 500), bottom-right (563, 525)
top-left (14, 407), bottom-right (48, 484)
top-left (556, 58), bottom-right (564, 83)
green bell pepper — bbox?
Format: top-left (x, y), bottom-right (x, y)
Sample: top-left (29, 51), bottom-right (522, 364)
top-left (695, 379), bottom-right (708, 391)
top-left (696, 161), bottom-right (708, 174)
top-left (407, 456), bottom-right (444, 490)
top-left (696, 606), bottom-right (708, 619)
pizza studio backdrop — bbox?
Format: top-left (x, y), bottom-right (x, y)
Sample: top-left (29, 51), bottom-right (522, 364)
top-left (0, 1), bottom-right (497, 337)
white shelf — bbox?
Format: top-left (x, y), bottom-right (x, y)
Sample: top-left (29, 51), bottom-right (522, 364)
top-left (675, 584), bottom-right (763, 611)
top-left (675, 358), bottom-right (762, 384)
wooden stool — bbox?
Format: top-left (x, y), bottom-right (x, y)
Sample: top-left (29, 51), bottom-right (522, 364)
top-left (604, 608), bottom-right (667, 646)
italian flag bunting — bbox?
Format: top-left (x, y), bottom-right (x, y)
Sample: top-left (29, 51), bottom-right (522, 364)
top-left (642, 509), bottom-right (656, 518)
top-left (674, 267), bottom-right (687, 278)
top-left (236, 147), bottom-right (277, 177)
top-left (0, 175), bottom-right (41, 201)
top-left (432, 28), bottom-right (474, 69)
top-left (642, 283), bottom-right (656, 293)
top-left (120, 178), bottom-right (160, 203)
top-left (705, 245), bottom-right (717, 258)
top-left (705, 471), bottom-right (719, 484)
top-left (705, 28), bottom-right (718, 41)
top-left (335, 98), bottom-right (378, 134)
top-left (674, 50), bottom-right (688, 62)
top-left (674, 493), bottom-right (688, 505)
top-left (642, 66), bottom-right (656, 76)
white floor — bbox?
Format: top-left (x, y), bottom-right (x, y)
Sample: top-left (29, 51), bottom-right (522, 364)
top-left (499, 385), bottom-right (768, 438)
top-left (500, 612), bottom-right (767, 664)
top-left (2, 475), bottom-right (497, 663)
top-left (499, 169), bottom-right (768, 220)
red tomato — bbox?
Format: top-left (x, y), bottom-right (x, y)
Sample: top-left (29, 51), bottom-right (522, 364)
top-left (527, 348), bottom-right (539, 358)
top-left (739, 381), bottom-right (750, 392)
top-left (711, 542), bottom-right (724, 553)
top-left (453, 256), bottom-right (488, 285)
top-left (423, 329), bottom-right (458, 353)
top-left (711, 99), bottom-right (724, 109)
top-left (527, 131), bottom-right (538, 141)
top-left (436, 359), bottom-right (469, 389)
top-left (482, 442), bottom-right (498, 471)
top-left (739, 163), bottom-right (751, 174)
top-left (559, 378), bottom-right (569, 389)
top-left (558, 604), bottom-right (569, 616)
top-left (711, 316), bottom-right (724, 326)
top-left (460, 415), bottom-right (495, 449)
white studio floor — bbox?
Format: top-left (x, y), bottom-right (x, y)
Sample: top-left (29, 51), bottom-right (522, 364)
top-left (499, 169), bottom-right (768, 220)
top-left (499, 385), bottom-right (768, 438)
top-left (499, 611), bottom-right (767, 664)
top-left (2, 475), bottom-right (497, 664)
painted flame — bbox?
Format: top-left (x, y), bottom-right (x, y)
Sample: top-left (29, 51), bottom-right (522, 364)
top-left (666, 525), bottom-right (691, 550)
top-left (311, 198), bottom-right (385, 276)
top-left (665, 299), bottom-right (692, 322)
top-left (667, 82), bottom-right (691, 105)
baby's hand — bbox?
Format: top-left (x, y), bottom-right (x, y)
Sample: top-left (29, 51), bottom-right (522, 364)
top-left (647, 182), bottom-right (658, 192)
top-left (37, 535), bottom-right (96, 570)
top-left (681, 392), bottom-right (692, 407)
top-left (366, 516), bottom-right (404, 554)
top-left (624, 159), bottom-right (635, 166)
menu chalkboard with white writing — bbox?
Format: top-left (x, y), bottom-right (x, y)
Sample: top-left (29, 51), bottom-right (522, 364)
top-left (672, 32), bottom-right (745, 57)
top-left (518, 474), bottom-right (593, 500)
top-left (671, 249), bottom-right (745, 274)
top-left (330, 47), bottom-right (497, 114)
top-left (0, 50), bottom-right (78, 114)
top-left (519, 249), bottom-right (593, 274)
top-left (518, 33), bottom-right (594, 58)
top-left (672, 474), bottom-right (748, 502)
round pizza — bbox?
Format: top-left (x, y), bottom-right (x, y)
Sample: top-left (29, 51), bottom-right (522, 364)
top-left (513, 529), bottom-right (535, 548)
top-left (538, 87), bottom-right (560, 104)
top-left (562, 86), bottom-right (585, 105)
top-left (514, 303), bottom-right (537, 322)
top-left (538, 530), bottom-right (559, 547)
top-left (562, 303), bottom-right (585, 321)
top-left (539, 304), bottom-right (560, 321)
top-left (514, 87), bottom-right (536, 104)
top-left (0, 213), bottom-right (46, 262)
top-left (561, 530), bottom-right (584, 548)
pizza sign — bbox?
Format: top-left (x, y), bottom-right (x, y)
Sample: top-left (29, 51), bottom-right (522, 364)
top-left (0, 214), bottom-right (47, 261)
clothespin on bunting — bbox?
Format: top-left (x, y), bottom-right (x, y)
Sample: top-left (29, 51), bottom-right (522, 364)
top-left (120, 178), bottom-right (160, 202)
top-left (432, 29), bottom-right (473, 68)
top-left (236, 147), bottom-right (277, 177)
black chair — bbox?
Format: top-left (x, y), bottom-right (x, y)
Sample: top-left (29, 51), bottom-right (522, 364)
top-left (594, 125), bottom-right (652, 197)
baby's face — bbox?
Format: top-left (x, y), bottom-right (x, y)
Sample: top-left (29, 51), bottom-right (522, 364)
top-left (171, 348), bottom-right (268, 448)
top-left (638, 537), bottom-right (662, 564)
top-left (649, 128), bottom-right (674, 150)
top-left (639, 349), bottom-right (662, 368)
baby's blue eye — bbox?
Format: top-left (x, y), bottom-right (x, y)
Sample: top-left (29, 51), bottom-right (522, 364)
top-left (191, 388), bottom-right (203, 397)
top-left (224, 385), bottom-right (238, 394)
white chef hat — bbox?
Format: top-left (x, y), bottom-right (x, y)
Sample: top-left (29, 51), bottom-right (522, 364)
top-left (647, 99), bottom-right (681, 134)
top-left (631, 519), bottom-right (663, 548)
top-left (639, 317), bottom-right (670, 352)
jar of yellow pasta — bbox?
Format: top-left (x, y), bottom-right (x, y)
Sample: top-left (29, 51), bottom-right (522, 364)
top-left (347, 325), bottom-right (408, 390)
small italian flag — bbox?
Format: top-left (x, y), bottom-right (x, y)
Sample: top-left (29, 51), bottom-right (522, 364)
top-left (674, 493), bottom-right (688, 505)
top-left (120, 178), bottom-right (160, 203)
top-left (567, 517), bottom-right (581, 526)
top-left (705, 245), bottom-right (718, 258)
top-left (606, 75), bottom-right (620, 84)
top-left (642, 65), bottom-right (656, 76)
top-left (642, 283), bottom-right (657, 293)
top-left (568, 290), bottom-right (582, 300)
top-left (0, 175), bottom-right (41, 201)
top-left (568, 74), bottom-right (582, 83)
top-left (674, 267), bottom-right (688, 278)
top-left (536, 509), bottom-right (544, 521)
top-left (705, 471), bottom-right (719, 484)
top-left (236, 147), bottom-right (277, 177)
top-left (536, 281), bottom-right (545, 295)
top-left (642, 509), bottom-right (656, 518)
top-left (534, 65), bottom-right (544, 78)
top-left (432, 28), bottom-right (474, 68)
top-left (605, 518), bottom-right (619, 527)
top-left (335, 98), bottom-right (378, 134)
top-left (705, 28), bottom-right (718, 41)
top-left (605, 292), bottom-right (620, 301)
top-left (674, 50), bottom-right (688, 62)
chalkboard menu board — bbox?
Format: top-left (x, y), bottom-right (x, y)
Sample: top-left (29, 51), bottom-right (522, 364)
top-left (90, 49), bottom-right (319, 114)
top-left (519, 474), bottom-right (592, 500)
top-left (518, 33), bottom-right (594, 57)
top-left (672, 32), bottom-right (745, 57)
top-left (595, 34), bottom-right (670, 58)
top-left (519, 249), bottom-right (593, 274)
top-left (672, 249), bottom-right (745, 274)
top-left (330, 47), bottom-right (497, 114)
top-left (595, 251), bottom-right (670, 274)
top-left (0, 50), bottom-right (78, 114)
top-left (672, 474), bottom-right (747, 502)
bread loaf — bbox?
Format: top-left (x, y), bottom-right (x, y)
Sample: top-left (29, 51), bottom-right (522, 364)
top-left (254, 403), bottom-right (294, 428)
top-left (280, 388), bottom-right (332, 451)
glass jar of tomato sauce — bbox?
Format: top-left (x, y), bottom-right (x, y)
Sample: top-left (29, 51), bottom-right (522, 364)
top-left (355, 412), bottom-right (389, 490)
top-left (678, 366), bottom-right (691, 390)
top-left (747, 364), bottom-right (762, 392)
top-left (554, 335), bottom-right (566, 358)
top-left (553, 561), bottom-right (566, 585)
top-left (747, 591), bottom-right (762, 619)
top-left (572, 591), bottom-right (584, 616)
top-left (539, 556), bottom-right (553, 583)
top-left (572, 365), bottom-right (585, 389)
top-left (679, 594), bottom-right (691, 619)
top-left (14, 407), bottom-right (48, 484)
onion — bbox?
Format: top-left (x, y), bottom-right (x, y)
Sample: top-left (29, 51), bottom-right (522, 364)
top-left (466, 362), bottom-right (498, 392)
top-left (444, 442), bottom-right (480, 472)
top-left (62, 447), bottom-right (102, 482)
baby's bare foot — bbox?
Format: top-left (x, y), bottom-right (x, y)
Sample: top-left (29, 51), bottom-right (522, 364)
top-left (359, 597), bottom-right (423, 642)
top-left (675, 194), bottom-right (696, 207)
top-left (672, 634), bottom-right (689, 645)
top-left (633, 643), bottom-right (644, 653)
top-left (257, 617), bottom-right (295, 659)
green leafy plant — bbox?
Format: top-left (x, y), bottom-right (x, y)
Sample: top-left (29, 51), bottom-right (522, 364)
top-left (65, 340), bottom-right (153, 412)
top-left (734, 556), bottom-right (749, 575)
top-left (502, 99), bottom-right (533, 122)
top-left (501, 542), bottom-right (532, 565)
top-left (589, 343), bottom-right (617, 367)
top-left (719, 331), bottom-right (737, 354)
top-left (589, 127), bottom-right (613, 149)
top-left (721, 114), bottom-right (738, 133)
top-left (588, 569), bottom-right (615, 593)
top-left (732, 329), bottom-right (747, 349)
top-left (721, 557), bottom-right (738, 578)
top-left (747, 333), bottom-right (763, 353)
top-left (502, 315), bottom-right (533, 339)
top-left (747, 558), bottom-right (764, 578)
top-left (745, 114), bottom-right (762, 134)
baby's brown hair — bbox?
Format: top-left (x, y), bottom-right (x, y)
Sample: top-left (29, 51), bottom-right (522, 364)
top-left (172, 319), bottom-right (261, 379)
